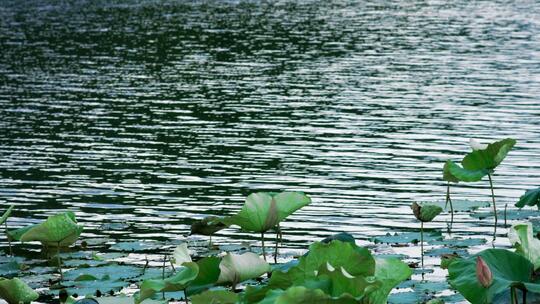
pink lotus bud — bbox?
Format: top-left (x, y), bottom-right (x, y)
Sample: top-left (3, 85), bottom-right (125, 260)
top-left (476, 256), bottom-right (493, 288)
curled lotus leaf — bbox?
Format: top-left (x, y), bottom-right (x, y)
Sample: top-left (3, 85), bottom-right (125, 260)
top-left (216, 252), bottom-right (270, 286)
top-left (515, 187), bottom-right (540, 209)
top-left (223, 192), bottom-right (311, 233)
top-left (509, 222), bottom-right (540, 270)
top-left (20, 212), bottom-right (83, 247)
top-left (411, 203), bottom-right (442, 222)
top-left (0, 206), bottom-right (14, 226)
top-left (0, 277), bottom-right (39, 304)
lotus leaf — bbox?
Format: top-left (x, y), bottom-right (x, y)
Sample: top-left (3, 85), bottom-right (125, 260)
top-left (217, 252), bottom-right (270, 286)
top-left (424, 200), bottom-right (490, 212)
top-left (0, 206), bottom-right (14, 226)
top-left (190, 216), bottom-right (228, 236)
top-left (257, 286), bottom-right (359, 304)
top-left (224, 192), bottom-right (311, 233)
top-left (448, 249), bottom-right (540, 304)
top-left (442, 161), bottom-right (459, 183)
top-left (172, 243), bottom-right (192, 267)
top-left (20, 212), bottom-right (83, 247)
top-left (362, 257), bottom-right (413, 304)
top-left (508, 222), bottom-right (540, 270)
top-left (191, 289), bottom-right (238, 304)
top-left (515, 187), bottom-right (540, 209)
top-left (135, 262), bottom-right (199, 304)
top-left (0, 277), bottom-right (39, 304)
top-left (411, 203), bottom-right (442, 223)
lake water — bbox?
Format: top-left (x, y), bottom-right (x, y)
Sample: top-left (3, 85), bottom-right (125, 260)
top-left (0, 0), bottom-right (539, 302)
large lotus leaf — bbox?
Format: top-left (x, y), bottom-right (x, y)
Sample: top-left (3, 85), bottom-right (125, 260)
top-left (509, 223), bottom-right (540, 270)
top-left (191, 289), bottom-right (238, 304)
top-left (190, 216), bottom-right (229, 236)
top-left (461, 138), bottom-right (516, 171)
top-left (448, 249), bottom-right (540, 304)
top-left (443, 161), bottom-right (459, 183)
top-left (0, 206), bottom-right (14, 226)
top-left (411, 203), bottom-right (442, 222)
top-left (7, 225), bottom-right (34, 241)
top-left (257, 286), bottom-right (359, 304)
top-left (269, 241), bottom-right (375, 291)
top-left (186, 257), bottom-right (222, 296)
top-left (0, 277), bottom-right (39, 304)
top-left (224, 192), bottom-right (311, 232)
top-left (515, 187), bottom-right (540, 209)
top-left (20, 212), bottom-right (83, 247)
top-left (314, 263), bottom-right (380, 298)
top-left (445, 160), bottom-right (487, 182)
top-left (216, 252), bottom-right (270, 286)
top-left (362, 257), bottom-right (413, 304)
top-left (135, 262), bottom-right (199, 304)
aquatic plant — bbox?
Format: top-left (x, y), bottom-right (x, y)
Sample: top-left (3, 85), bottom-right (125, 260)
top-left (515, 187), bottom-right (540, 209)
top-left (190, 216), bottom-right (229, 248)
top-left (445, 138), bottom-right (516, 236)
top-left (223, 191), bottom-right (311, 261)
top-left (411, 202), bottom-right (442, 271)
top-left (0, 277), bottom-right (39, 304)
top-left (0, 205), bottom-right (14, 256)
top-left (509, 222), bottom-right (540, 270)
top-left (443, 161), bottom-right (459, 228)
top-left (448, 248), bottom-right (540, 304)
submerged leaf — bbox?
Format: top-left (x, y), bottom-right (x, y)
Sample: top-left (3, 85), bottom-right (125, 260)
top-left (20, 212), bottom-right (83, 247)
top-left (0, 277), bottom-right (39, 304)
top-left (515, 187), bottom-right (540, 209)
top-left (508, 222), bottom-right (540, 270)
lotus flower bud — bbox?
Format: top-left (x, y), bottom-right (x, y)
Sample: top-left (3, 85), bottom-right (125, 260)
top-left (476, 256), bottom-right (493, 288)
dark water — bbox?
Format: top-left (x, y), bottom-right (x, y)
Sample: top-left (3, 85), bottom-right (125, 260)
top-left (0, 0), bottom-right (539, 299)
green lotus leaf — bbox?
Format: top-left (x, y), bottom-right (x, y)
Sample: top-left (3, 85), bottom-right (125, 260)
top-left (314, 263), bottom-right (380, 298)
top-left (216, 252), bottom-right (270, 286)
top-left (134, 262), bottom-right (199, 304)
top-left (443, 161), bottom-right (459, 183)
top-left (269, 241), bottom-right (375, 292)
top-left (223, 192), bottom-right (311, 233)
top-left (0, 206), bottom-right (14, 226)
top-left (508, 223), bottom-right (540, 270)
top-left (411, 203), bottom-right (442, 223)
top-left (185, 256), bottom-right (222, 296)
top-left (515, 187), bottom-right (540, 209)
top-left (190, 216), bottom-right (229, 236)
top-left (445, 160), bottom-right (487, 182)
top-left (20, 212), bottom-right (83, 247)
top-left (191, 289), bottom-right (238, 304)
top-left (0, 277), bottom-right (39, 304)
top-left (257, 286), bottom-right (359, 304)
top-left (462, 138), bottom-right (516, 171)
top-left (448, 249), bottom-right (540, 304)
top-left (362, 257), bottom-right (413, 304)
top-left (7, 225), bottom-right (34, 242)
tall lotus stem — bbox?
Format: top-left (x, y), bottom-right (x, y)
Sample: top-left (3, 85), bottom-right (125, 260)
top-left (162, 254), bottom-right (167, 300)
top-left (209, 235), bottom-right (212, 249)
top-left (57, 242), bottom-right (63, 281)
top-left (523, 288), bottom-right (527, 304)
top-left (511, 287), bottom-right (518, 304)
top-left (184, 288), bottom-right (189, 304)
top-left (420, 221), bottom-right (424, 272)
top-left (445, 182), bottom-right (454, 231)
top-left (504, 204), bottom-right (508, 227)
top-left (261, 232), bottom-right (266, 261)
top-left (274, 224), bottom-right (280, 264)
top-left (488, 173), bottom-right (497, 240)
top-left (5, 222), bottom-right (12, 256)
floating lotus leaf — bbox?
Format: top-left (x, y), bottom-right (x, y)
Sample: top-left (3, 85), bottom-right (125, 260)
top-left (223, 192), bottom-right (311, 233)
top-left (20, 212), bottom-right (83, 247)
top-left (321, 232), bottom-right (356, 244)
top-left (190, 216), bottom-right (228, 236)
top-left (515, 187), bottom-right (540, 209)
top-left (257, 286), bottom-right (359, 304)
top-left (0, 206), bottom-right (14, 226)
top-left (411, 203), bottom-right (442, 222)
top-left (448, 249), bottom-right (540, 304)
top-left (135, 262), bottom-right (199, 304)
top-left (191, 289), bottom-right (238, 304)
top-left (423, 200), bottom-right (490, 212)
top-left (372, 231), bottom-right (443, 245)
top-left (470, 209), bottom-right (539, 221)
top-left (64, 264), bottom-right (141, 282)
top-left (0, 277), bottom-right (39, 304)
top-left (216, 252), bottom-right (270, 286)
top-left (509, 222), bottom-right (540, 270)
top-left (362, 257), bottom-right (413, 304)
top-left (109, 241), bottom-right (162, 252)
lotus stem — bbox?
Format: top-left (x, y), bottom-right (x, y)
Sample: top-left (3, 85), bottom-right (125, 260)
top-left (261, 232), bottom-right (266, 261)
top-left (446, 183), bottom-right (454, 232)
top-left (511, 286), bottom-right (517, 304)
top-left (420, 221), bottom-right (424, 272)
top-left (274, 224), bottom-right (280, 264)
top-left (143, 255), bottom-right (149, 274)
top-left (184, 288), bottom-right (189, 304)
top-left (488, 173), bottom-right (497, 240)
top-left (169, 257), bottom-right (176, 273)
top-left (504, 204), bottom-right (508, 227)
top-left (57, 242), bottom-right (63, 281)
top-left (523, 288), bottom-right (527, 304)
top-left (4, 222), bottom-right (12, 256)
top-left (162, 254), bottom-right (167, 300)
top-left (209, 235), bottom-right (212, 248)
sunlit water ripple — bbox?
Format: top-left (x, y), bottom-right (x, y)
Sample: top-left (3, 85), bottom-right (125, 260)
top-left (0, 0), bottom-right (539, 302)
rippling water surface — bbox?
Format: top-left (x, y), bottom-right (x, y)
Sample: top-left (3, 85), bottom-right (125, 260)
top-left (0, 0), bottom-right (540, 301)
